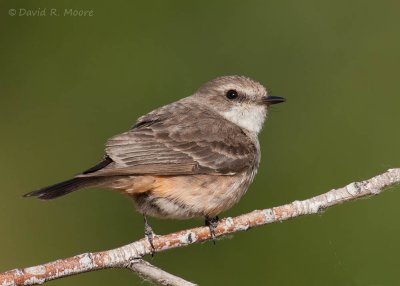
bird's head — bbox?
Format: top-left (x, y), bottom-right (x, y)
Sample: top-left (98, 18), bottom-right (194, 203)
top-left (193, 75), bottom-right (285, 134)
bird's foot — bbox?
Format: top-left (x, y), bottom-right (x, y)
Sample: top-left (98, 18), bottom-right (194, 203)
top-left (143, 215), bottom-right (156, 256)
top-left (205, 216), bottom-right (219, 244)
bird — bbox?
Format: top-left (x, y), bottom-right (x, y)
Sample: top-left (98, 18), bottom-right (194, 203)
top-left (24, 75), bottom-right (285, 247)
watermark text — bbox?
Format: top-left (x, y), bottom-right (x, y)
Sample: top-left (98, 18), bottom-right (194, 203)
top-left (8, 8), bottom-right (95, 17)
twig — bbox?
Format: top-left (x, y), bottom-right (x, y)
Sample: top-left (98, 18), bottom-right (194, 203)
top-left (127, 259), bottom-right (197, 286)
top-left (1, 168), bottom-right (399, 286)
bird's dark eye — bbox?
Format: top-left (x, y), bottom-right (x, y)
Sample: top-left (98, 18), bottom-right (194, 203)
top-left (226, 89), bottom-right (238, 100)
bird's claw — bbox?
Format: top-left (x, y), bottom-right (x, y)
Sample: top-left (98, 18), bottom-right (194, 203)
top-left (144, 215), bottom-right (156, 256)
top-left (205, 216), bottom-right (219, 244)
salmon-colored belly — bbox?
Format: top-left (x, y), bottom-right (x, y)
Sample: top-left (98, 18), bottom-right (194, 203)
top-left (110, 173), bottom-right (251, 219)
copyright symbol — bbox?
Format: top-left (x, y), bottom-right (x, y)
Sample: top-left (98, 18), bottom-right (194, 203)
top-left (9, 9), bottom-right (16, 16)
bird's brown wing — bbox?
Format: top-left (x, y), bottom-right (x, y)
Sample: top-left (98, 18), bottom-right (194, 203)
top-left (79, 102), bottom-right (257, 177)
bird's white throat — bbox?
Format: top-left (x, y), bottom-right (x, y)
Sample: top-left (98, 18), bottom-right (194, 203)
top-left (221, 105), bottom-right (266, 134)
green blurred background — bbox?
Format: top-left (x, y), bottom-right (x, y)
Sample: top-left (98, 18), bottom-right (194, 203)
top-left (1, 1), bottom-right (400, 285)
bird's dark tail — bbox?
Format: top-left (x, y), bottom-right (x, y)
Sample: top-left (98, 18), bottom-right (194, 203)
top-left (23, 177), bottom-right (105, 200)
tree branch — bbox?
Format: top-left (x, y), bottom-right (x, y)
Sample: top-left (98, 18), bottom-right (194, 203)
top-left (127, 259), bottom-right (197, 286)
top-left (1, 168), bottom-right (399, 286)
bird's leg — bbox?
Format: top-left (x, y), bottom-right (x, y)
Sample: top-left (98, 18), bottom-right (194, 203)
top-left (205, 215), bottom-right (219, 244)
top-left (143, 215), bottom-right (156, 255)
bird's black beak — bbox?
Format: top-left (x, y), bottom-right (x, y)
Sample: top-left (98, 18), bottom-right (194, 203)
top-left (262, 96), bottom-right (286, 106)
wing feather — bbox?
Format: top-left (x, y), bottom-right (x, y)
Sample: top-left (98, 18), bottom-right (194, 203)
top-left (80, 102), bottom-right (257, 177)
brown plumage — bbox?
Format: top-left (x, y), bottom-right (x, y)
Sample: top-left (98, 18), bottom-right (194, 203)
top-left (24, 75), bottom-right (285, 220)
